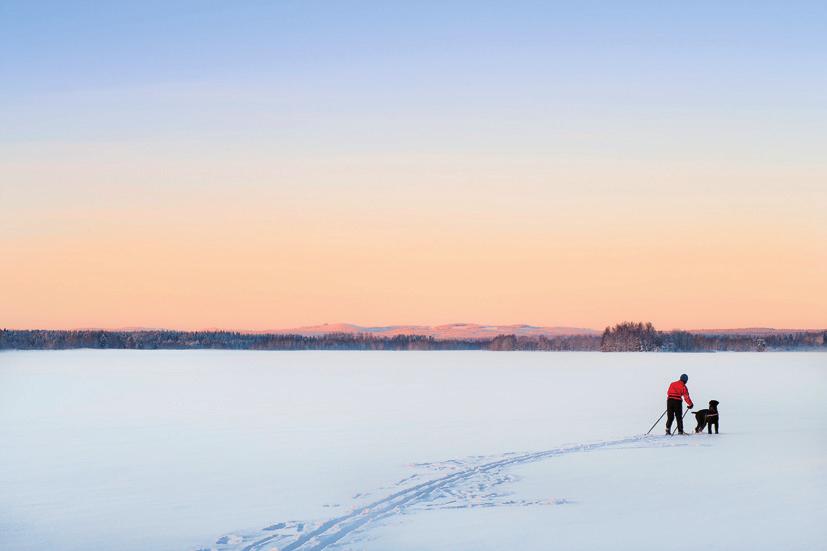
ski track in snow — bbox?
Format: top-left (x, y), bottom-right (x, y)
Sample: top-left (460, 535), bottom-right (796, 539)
top-left (200, 434), bottom-right (687, 551)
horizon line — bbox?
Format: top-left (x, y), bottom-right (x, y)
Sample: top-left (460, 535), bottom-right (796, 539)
top-left (4, 323), bottom-right (825, 334)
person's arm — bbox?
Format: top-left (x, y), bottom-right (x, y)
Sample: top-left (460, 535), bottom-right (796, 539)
top-left (683, 386), bottom-right (693, 408)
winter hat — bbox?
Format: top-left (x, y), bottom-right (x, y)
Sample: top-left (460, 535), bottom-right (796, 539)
top-left (680, 374), bottom-right (689, 383)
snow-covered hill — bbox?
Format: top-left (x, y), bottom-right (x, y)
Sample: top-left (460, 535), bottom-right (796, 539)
top-left (265, 323), bottom-right (600, 338)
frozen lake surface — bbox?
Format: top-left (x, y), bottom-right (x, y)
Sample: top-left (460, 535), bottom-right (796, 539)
top-left (1, 351), bottom-right (825, 551)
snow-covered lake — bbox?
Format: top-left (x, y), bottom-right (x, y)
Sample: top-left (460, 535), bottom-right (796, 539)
top-left (1, 351), bottom-right (824, 551)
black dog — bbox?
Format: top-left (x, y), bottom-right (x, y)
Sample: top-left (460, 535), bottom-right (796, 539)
top-left (693, 400), bottom-right (720, 434)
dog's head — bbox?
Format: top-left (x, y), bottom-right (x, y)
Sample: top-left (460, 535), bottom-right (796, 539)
top-left (709, 400), bottom-right (719, 410)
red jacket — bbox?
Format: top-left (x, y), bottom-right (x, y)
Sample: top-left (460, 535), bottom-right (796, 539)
top-left (667, 380), bottom-right (693, 407)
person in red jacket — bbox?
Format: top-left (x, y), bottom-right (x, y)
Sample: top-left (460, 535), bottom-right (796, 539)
top-left (665, 374), bottom-right (693, 435)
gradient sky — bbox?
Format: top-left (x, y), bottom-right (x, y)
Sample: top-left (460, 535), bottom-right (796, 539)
top-left (2, 1), bottom-right (826, 330)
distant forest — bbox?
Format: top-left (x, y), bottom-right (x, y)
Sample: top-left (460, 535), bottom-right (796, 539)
top-left (599, 322), bottom-right (824, 352)
top-left (1, 324), bottom-right (824, 351)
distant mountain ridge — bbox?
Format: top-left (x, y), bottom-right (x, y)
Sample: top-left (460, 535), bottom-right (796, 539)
top-left (687, 328), bottom-right (823, 336)
top-left (262, 323), bottom-right (600, 339)
top-left (37, 324), bottom-right (825, 339)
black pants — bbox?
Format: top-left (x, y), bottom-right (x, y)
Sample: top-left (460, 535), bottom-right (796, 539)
top-left (666, 398), bottom-right (684, 433)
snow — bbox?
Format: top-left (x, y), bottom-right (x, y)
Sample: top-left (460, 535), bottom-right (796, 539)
top-left (0, 351), bottom-right (824, 551)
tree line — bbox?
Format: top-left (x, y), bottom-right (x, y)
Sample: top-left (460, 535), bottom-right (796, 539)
top-left (0, 330), bottom-right (481, 351)
top-left (1, 325), bottom-right (824, 351)
top-left (600, 322), bottom-right (825, 352)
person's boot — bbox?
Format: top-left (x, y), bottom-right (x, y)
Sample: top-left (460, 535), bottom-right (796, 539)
top-left (665, 428), bottom-right (671, 435)
top-left (677, 430), bottom-right (685, 435)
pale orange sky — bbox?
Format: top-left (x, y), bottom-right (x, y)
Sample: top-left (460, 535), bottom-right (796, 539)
top-left (3, 146), bottom-right (825, 331)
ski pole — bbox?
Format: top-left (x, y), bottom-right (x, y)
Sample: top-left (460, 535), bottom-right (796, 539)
top-left (645, 410), bottom-right (667, 435)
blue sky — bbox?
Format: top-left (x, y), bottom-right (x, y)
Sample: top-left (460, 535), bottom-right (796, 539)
top-left (3, 1), bottom-right (825, 159)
